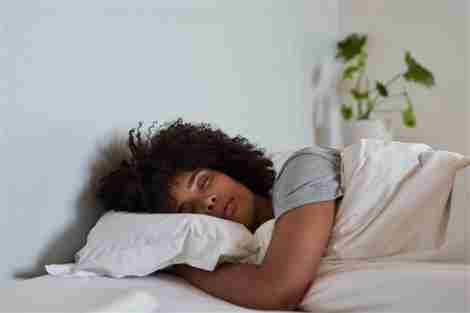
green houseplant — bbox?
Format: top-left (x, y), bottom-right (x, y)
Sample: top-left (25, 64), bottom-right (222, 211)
top-left (336, 33), bottom-right (436, 128)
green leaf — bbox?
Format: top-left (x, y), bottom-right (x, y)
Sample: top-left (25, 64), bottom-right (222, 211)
top-left (336, 33), bottom-right (367, 62)
top-left (376, 81), bottom-right (389, 97)
top-left (403, 51), bottom-right (435, 88)
top-left (343, 65), bottom-right (359, 80)
top-left (351, 88), bottom-right (369, 101)
top-left (341, 104), bottom-right (354, 120)
top-left (402, 100), bottom-right (417, 128)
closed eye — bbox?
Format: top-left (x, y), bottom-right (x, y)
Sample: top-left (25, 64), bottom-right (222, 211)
top-left (197, 174), bottom-right (211, 190)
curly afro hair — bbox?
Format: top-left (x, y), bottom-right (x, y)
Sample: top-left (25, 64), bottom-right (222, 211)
top-left (96, 118), bottom-right (276, 214)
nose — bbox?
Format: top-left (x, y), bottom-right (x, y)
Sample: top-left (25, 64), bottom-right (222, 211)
top-left (202, 194), bottom-right (217, 214)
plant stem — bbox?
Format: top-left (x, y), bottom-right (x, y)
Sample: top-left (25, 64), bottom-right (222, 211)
top-left (374, 92), bottom-right (407, 106)
top-left (366, 72), bottom-right (405, 117)
top-left (374, 109), bottom-right (401, 112)
top-left (355, 66), bottom-right (366, 117)
top-left (369, 72), bottom-right (404, 101)
top-left (384, 73), bottom-right (403, 87)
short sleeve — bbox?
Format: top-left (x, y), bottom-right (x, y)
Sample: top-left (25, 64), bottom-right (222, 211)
top-left (271, 146), bottom-right (344, 219)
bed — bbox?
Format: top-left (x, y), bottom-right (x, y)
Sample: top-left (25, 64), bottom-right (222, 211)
top-left (1, 140), bottom-right (469, 313)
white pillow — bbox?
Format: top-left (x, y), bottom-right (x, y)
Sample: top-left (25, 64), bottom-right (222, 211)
top-left (327, 139), bottom-right (470, 261)
top-left (240, 219), bottom-right (275, 265)
top-left (73, 211), bottom-right (259, 278)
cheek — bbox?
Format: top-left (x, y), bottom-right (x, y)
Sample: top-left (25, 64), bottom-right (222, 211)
top-left (241, 190), bottom-right (254, 210)
top-left (236, 186), bottom-right (255, 217)
top-left (218, 175), bottom-right (255, 220)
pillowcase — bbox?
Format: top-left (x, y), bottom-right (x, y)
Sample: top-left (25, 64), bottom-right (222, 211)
top-left (73, 211), bottom-right (259, 278)
top-left (326, 139), bottom-right (470, 261)
top-left (240, 219), bottom-right (276, 265)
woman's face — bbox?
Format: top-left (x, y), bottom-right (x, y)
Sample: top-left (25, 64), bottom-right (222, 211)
top-left (169, 168), bottom-right (258, 230)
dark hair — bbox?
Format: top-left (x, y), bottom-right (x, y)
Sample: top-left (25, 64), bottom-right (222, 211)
top-left (96, 118), bottom-right (275, 213)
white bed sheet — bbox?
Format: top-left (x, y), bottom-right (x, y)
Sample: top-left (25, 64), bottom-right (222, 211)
top-left (301, 260), bottom-right (469, 312)
top-left (0, 273), bottom-right (293, 313)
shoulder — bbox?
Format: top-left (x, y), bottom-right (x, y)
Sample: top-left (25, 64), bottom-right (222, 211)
top-left (271, 145), bottom-right (343, 218)
top-left (274, 146), bottom-right (342, 180)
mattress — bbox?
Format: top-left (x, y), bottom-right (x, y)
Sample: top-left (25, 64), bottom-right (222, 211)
top-left (0, 272), bottom-right (292, 313)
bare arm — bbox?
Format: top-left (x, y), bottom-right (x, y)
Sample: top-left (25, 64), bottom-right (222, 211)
top-left (171, 199), bottom-right (337, 310)
top-left (173, 262), bottom-right (281, 309)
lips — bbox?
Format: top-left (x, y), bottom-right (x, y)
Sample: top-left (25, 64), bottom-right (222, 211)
top-left (223, 197), bottom-right (236, 219)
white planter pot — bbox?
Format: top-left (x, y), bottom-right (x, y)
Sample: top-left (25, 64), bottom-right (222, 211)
top-left (342, 119), bottom-right (393, 147)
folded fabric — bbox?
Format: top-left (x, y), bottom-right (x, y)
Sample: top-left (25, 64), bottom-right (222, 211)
top-left (46, 263), bottom-right (99, 277)
top-left (71, 212), bottom-right (259, 278)
top-left (328, 139), bottom-right (470, 261)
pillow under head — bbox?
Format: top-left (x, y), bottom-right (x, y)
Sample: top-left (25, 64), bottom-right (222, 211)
top-left (73, 211), bottom-right (259, 278)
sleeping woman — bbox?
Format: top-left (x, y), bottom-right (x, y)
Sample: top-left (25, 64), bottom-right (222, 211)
top-left (96, 118), bottom-right (344, 311)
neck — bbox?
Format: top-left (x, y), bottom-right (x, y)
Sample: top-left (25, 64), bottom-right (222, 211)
top-left (251, 195), bottom-right (274, 232)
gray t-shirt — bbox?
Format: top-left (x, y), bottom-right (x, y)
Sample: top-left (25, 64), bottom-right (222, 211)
top-left (271, 146), bottom-right (344, 219)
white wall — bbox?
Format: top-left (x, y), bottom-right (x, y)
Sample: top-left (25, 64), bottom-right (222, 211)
top-left (339, 1), bottom-right (468, 152)
top-left (0, 1), bottom-right (339, 285)
top-left (468, 0), bottom-right (470, 262)
top-left (339, 0), bottom-right (469, 261)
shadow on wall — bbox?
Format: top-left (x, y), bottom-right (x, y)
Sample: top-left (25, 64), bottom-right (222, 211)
top-left (14, 130), bottom-right (132, 280)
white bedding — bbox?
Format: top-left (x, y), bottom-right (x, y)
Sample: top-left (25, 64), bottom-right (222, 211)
top-left (302, 261), bottom-right (469, 312)
top-left (0, 273), bottom-right (292, 313)
top-left (4, 264), bottom-right (468, 313)
top-left (3, 140), bottom-right (468, 313)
